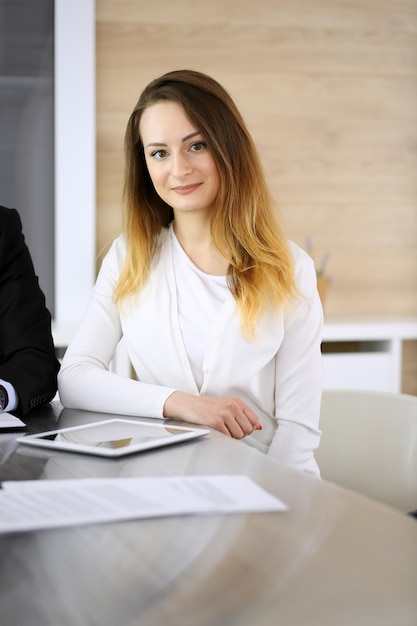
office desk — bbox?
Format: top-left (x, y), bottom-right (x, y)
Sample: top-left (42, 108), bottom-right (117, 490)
top-left (1, 403), bottom-right (416, 626)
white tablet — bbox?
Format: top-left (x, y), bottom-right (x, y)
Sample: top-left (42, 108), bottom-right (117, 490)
top-left (16, 419), bottom-right (210, 458)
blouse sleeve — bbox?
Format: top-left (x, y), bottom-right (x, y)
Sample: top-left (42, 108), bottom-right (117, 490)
top-left (269, 245), bottom-right (323, 475)
top-left (58, 237), bottom-right (177, 417)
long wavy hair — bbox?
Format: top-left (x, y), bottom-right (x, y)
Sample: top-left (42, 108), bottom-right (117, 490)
top-left (114, 69), bottom-right (296, 335)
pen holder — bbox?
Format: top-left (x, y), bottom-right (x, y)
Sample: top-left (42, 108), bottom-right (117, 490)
top-left (316, 274), bottom-right (328, 308)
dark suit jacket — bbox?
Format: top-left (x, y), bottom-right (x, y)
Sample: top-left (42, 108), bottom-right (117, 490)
top-left (0, 206), bottom-right (60, 415)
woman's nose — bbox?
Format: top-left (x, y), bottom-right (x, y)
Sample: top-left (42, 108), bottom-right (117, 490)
top-left (171, 153), bottom-right (192, 177)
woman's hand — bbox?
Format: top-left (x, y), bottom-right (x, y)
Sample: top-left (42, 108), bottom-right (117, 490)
top-left (163, 391), bottom-right (262, 439)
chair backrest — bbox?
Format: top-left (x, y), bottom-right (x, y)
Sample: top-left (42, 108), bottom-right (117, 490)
top-left (316, 389), bottom-right (417, 513)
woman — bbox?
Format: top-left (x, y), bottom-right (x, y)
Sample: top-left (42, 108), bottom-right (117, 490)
top-left (58, 70), bottom-right (323, 475)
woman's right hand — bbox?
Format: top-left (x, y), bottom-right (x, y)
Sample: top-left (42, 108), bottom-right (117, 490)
top-left (163, 391), bottom-right (262, 439)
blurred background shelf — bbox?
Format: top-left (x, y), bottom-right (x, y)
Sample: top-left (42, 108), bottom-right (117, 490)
top-left (322, 316), bottom-right (417, 393)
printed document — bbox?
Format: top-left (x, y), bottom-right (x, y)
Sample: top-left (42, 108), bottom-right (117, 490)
top-left (0, 413), bottom-right (25, 430)
top-left (0, 474), bottom-right (287, 534)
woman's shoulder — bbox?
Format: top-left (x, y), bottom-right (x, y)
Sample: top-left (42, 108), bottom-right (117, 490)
top-left (101, 227), bottom-right (171, 271)
top-left (97, 233), bottom-right (127, 276)
top-left (288, 240), bottom-right (314, 270)
top-left (109, 232), bottom-right (127, 255)
top-left (288, 240), bottom-right (317, 293)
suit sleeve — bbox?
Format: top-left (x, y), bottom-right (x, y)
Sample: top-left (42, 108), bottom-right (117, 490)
top-left (0, 207), bottom-right (60, 415)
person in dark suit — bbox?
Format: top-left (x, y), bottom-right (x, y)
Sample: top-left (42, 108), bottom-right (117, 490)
top-left (0, 205), bottom-right (59, 416)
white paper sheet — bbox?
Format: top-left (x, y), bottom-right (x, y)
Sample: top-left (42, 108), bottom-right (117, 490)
top-left (0, 475), bottom-right (287, 534)
top-left (0, 413), bottom-right (26, 430)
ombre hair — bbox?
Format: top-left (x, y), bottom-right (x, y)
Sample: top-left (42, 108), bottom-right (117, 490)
top-left (114, 69), bottom-right (296, 335)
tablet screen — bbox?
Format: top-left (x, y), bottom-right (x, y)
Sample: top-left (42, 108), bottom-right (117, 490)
top-left (16, 419), bottom-right (210, 457)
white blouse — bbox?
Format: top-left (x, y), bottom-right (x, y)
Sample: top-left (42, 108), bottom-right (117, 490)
top-left (170, 228), bottom-right (228, 390)
top-left (58, 224), bottom-right (324, 475)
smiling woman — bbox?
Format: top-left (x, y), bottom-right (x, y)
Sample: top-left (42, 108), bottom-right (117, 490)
top-left (140, 101), bottom-right (221, 225)
top-left (58, 69), bottom-right (324, 476)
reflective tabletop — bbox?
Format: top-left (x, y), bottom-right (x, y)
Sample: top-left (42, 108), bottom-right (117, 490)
top-left (1, 403), bottom-right (416, 626)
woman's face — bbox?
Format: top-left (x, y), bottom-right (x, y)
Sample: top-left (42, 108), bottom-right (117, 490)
top-left (140, 101), bottom-right (220, 217)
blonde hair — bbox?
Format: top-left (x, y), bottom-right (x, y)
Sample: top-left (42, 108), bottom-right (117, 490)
top-left (115, 69), bottom-right (296, 335)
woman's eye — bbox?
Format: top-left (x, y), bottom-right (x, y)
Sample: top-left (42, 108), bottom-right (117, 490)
top-left (151, 149), bottom-right (168, 159)
top-left (191, 142), bottom-right (206, 152)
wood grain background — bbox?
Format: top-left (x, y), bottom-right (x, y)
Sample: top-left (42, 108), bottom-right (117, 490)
top-left (95, 0), bottom-right (417, 392)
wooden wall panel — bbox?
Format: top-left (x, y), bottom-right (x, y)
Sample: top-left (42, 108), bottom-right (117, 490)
top-left (403, 340), bottom-right (417, 395)
top-left (96, 0), bottom-right (417, 389)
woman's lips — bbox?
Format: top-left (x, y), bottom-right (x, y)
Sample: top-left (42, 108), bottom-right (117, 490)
top-left (172, 183), bottom-right (201, 194)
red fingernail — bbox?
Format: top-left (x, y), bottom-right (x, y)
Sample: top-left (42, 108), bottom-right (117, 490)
top-left (256, 424), bottom-right (262, 431)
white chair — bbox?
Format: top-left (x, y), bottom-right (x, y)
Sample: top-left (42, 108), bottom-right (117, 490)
top-left (316, 388), bottom-right (417, 513)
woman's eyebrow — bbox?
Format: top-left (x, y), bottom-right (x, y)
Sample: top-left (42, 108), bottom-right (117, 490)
top-left (182, 131), bottom-right (201, 143)
top-left (145, 131), bottom-right (201, 149)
